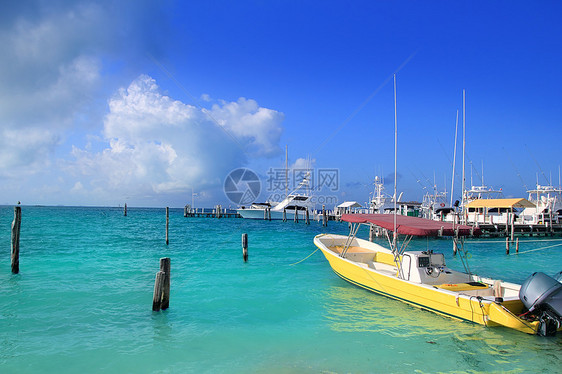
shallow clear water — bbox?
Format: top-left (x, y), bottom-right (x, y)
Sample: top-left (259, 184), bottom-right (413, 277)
top-left (1, 206), bottom-right (561, 373)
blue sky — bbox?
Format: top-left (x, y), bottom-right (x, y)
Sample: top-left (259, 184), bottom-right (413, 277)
top-left (1, 1), bottom-right (561, 208)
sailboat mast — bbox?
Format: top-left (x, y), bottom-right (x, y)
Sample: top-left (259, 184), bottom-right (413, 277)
top-left (461, 90), bottom-right (466, 224)
top-left (450, 110), bottom-right (459, 207)
top-left (393, 74), bottom-right (398, 249)
top-left (285, 145), bottom-right (288, 199)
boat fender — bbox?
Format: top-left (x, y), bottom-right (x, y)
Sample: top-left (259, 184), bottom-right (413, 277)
top-left (493, 280), bottom-right (503, 303)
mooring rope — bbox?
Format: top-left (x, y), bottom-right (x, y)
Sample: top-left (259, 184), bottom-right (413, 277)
top-left (289, 248), bottom-right (319, 266)
top-left (510, 242), bottom-right (562, 255)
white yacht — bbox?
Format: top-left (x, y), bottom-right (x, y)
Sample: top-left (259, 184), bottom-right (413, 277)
top-left (237, 174), bottom-right (312, 220)
top-left (520, 184), bottom-right (562, 225)
top-left (369, 176), bottom-right (403, 214)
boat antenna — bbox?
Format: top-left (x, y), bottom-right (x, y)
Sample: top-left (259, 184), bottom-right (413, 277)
top-left (525, 144), bottom-right (550, 185)
top-left (450, 109), bottom-right (458, 207)
top-left (461, 89), bottom-right (466, 224)
top-left (393, 74), bottom-right (398, 251)
top-left (502, 147), bottom-right (529, 191)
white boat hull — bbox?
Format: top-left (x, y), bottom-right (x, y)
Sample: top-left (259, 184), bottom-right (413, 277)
top-left (237, 208), bottom-right (308, 220)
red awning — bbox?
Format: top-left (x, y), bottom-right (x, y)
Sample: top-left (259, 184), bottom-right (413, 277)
top-left (341, 213), bottom-right (480, 237)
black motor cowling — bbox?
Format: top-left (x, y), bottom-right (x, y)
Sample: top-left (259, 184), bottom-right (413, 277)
top-left (519, 272), bottom-right (562, 336)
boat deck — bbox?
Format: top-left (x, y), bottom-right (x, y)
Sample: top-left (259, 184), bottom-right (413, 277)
top-left (326, 244), bottom-right (501, 297)
top-left (328, 245), bottom-right (399, 275)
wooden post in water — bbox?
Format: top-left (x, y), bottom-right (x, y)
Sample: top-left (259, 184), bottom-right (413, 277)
top-left (294, 206), bottom-right (299, 223)
top-left (152, 257), bottom-right (171, 311)
top-left (268, 207), bottom-right (271, 221)
top-left (283, 208), bottom-right (287, 222)
top-left (124, 203), bottom-right (127, 217)
top-left (305, 208), bottom-right (310, 225)
top-left (152, 271), bottom-right (165, 311)
top-left (322, 205), bottom-right (327, 227)
top-left (369, 224), bottom-right (375, 242)
top-left (184, 205), bottom-right (187, 217)
top-left (505, 237), bottom-right (510, 255)
top-left (242, 233), bottom-right (248, 262)
top-left (160, 257), bottom-right (171, 309)
top-left (516, 237), bottom-right (519, 253)
top-left (510, 213), bottom-right (515, 241)
top-left (11, 205), bottom-right (22, 274)
top-left (165, 207), bottom-right (169, 245)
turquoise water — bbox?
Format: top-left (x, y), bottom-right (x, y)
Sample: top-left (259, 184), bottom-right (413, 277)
top-left (1, 206), bottom-right (561, 373)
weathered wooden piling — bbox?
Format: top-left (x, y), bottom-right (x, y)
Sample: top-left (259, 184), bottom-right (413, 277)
top-left (242, 233), bottom-right (248, 262)
top-left (152, 271), bottom-right (165, 311)
top-left (305, 208), bottom-right (310, 225)
top-left (165, 207), bottom-right (169, 245)
top-left (124, 203), bottom-right (127, 217)
top-left (11, 206), bottom-right (22, 274)
top-left (516, 237), bottom-right (519, 253)
top-left (160, 257), bottom-right (171, 309)
top-left (322, 205), bottom-right (327, 227)
top-left (505, 237), bottom-right (510, 255)
top-left (267, 207), bottom-right (271, 221)
top-left (152, 257), bottom-right (171, 311)
top-left (184, 205), bottom-right (188, 217)
top-left (369, 225), bottom-right (375, 242)
top-left (282, 208), bottom-right (287, 222)
top-left (294, 206), bottom-right (299, 223)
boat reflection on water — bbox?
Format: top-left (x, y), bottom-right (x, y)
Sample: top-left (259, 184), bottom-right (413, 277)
top-left (321, 284), bottom-right (562, 371)
top-left (322, 284), bottom-right (481, 337)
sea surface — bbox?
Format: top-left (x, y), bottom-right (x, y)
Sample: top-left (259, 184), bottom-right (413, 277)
top-left (1, 206), bottom-right (561, 373)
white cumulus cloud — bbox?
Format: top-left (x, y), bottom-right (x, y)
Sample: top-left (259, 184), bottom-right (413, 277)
top-left (68, 75), bottom-right (284, 204)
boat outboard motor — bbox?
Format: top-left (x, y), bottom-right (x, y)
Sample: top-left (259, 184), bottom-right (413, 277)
top-left (519, 272), bottom-right (562, 336)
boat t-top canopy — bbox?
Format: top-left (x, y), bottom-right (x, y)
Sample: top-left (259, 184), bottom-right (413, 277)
top-left (336, 201), bottom-right (362, 208)
top-left (465, 198), bottom-right (535, 209)
top-left (341, 213), bottom-right (479, 237)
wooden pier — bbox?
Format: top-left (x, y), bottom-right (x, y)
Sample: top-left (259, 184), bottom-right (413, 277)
top-left (476, 223), bottom-right (562, 237)
top-left (185, 211), bottom-right (241, 218)
top-left (184, 205), bottom-right (240, 218)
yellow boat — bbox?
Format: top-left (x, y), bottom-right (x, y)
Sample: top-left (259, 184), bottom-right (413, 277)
top-left (314, 213), bottom-right (562, 336)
